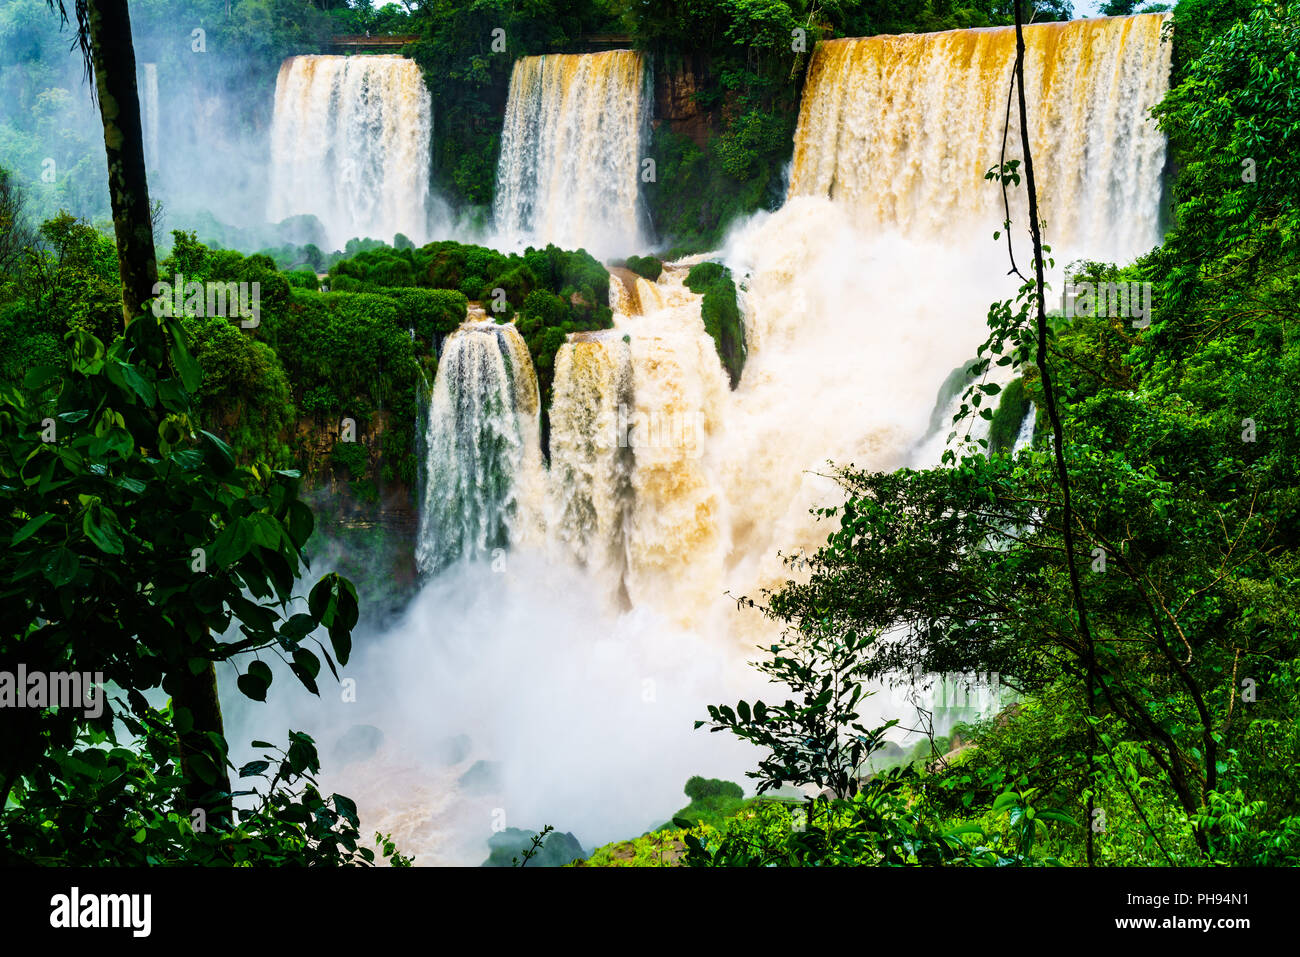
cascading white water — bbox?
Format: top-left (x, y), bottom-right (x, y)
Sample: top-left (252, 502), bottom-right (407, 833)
top-left (306, 16), bottom-right (1176, 863)
top-left (1013, 408), bottom-right (1037, 452)
top-left (790, 15), bottom-right (1172, 263)
top-left (547, 333), bottom-right (636, 601)
top-left (268, 55), bottom-right (432, 250)
top-left (493, 51), bottom-right (651, 258)
top-left (416, 322), bottom-right (541, 574)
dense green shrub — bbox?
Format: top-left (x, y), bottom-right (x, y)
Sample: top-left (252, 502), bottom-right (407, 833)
top-left (623, 254), bottom-right (663, 281)
top-left (386, 287), bottom-right (469, 346)
top-left (180, 313), bottom-right (295, 467)
top-left (263, 290), bottom-right (414, 420)
top-left (685, 261), bottom-right (746, 388)
top-left (284, 269), bottom-right (319, 290)
top-left (987, 376), bottom-right (1032, 455)
top-left (684, 776), bottom-right (744, 802)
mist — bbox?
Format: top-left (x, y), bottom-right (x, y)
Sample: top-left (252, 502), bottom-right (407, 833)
top-left (218, 545), bottom-right (774, 866)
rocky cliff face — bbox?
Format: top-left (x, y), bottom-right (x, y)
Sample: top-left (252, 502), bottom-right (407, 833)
top-left (296, 410), bottom-right (420, 618)
top-left (654, 54), bottom-right (712, 147)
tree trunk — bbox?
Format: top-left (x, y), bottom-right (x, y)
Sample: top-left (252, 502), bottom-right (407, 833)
top-left (83, 0), bottom-right (230, 823)
top-left (173, 658), bottom-right (234, 827)
top-left (1011, 0), bottom-right (1100, 866)
top-left (87, 0), bottom-right (157, 325)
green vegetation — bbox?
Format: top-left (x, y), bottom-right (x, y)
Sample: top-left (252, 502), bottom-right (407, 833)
top-left (327, 238), bottom-right (614, 448)
top-left (0, 297), bottom-right (407, 862)
top-left (987, 376), bottom-right (1031, 455)
top-left (482, 827), bottom-right (586, 867)
top-left (622, 254), bottom-right (663, 281)
top-left (669, 0), bottom-right (1300, 868)
top-left (663, 776), bottom-right (748, 830)
top-left (685, 261), bottom-right (746, 388)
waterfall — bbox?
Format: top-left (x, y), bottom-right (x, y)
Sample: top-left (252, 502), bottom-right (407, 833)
top-left (301, 16), bottom-right (1180, 863)
top-left (416, 322), bottom-right (541, 574)
top-left (493, 51), bottom-right (651, 258)
top-left (417, 15), bottom-right (1173, 627)
top-left (1013, 408), bottom-right (1037, 453)
top-left (141, 63), bottom-right (159, 172)
top-left (620, 268), bottom-right (728, 618)
top-left (790, 14), bottom-right (1172, 262)
top-left (268, 55), bottom-right (432, 250)
top-left (547, 333), bottom-right (636, 601)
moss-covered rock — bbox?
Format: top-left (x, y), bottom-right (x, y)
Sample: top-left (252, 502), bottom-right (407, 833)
top-left (623, 254), bottom-right (663, 281)
top-left (988, 376), bottom-right (1032, 455)
top-left (458, 759), bottom-right (504, 795)
top-left (684, 261), bottom-right (746, 388)
top-left (482, 828), bottom-right (586, 867)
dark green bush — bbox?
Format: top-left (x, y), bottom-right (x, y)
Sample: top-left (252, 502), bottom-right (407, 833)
top-left (685, 261), bottom-right (746, 389)
top-left (386, 287), bottom-right (468, 345)
top-left (684, 776), bottom-right (745, 802)
top-left (284, 269), bottom-right (319, 290)
top-left (624, 255), bottom-right (663, 281)
top-left (988, 377), bottom-right (1032, 455)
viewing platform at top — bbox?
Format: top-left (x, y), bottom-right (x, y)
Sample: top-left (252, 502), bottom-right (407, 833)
top-left (323, 32), bottom-right (634, 55)
top-left (326, 34), bottom-right (419, 52)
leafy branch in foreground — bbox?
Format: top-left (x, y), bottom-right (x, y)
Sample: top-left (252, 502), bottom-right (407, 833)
top-left (514, 825), bottom-right (554, 867)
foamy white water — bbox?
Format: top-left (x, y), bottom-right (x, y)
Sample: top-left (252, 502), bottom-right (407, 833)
top-left (493, 51), bottom-right (651, 258)
top-left (256, 16), bottom-right (1175, 864)
top-left (268, 55), bottom-right (433, 249)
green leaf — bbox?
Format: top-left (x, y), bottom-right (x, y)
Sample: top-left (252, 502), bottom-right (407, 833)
top-left (167, 321), bottom-right (204, 393)
top-left (286, 500), bottom-right (314, 549)
top-left (280, 613), bottom-right (317, 643)
top-left (118, 361), bottom-right (157, 406)
top-left (292, 647), bottom-right (321, 680)
top-left (11, 513), bottom-right (55, 546)
top-left (328, 625), bottom-right (352, 668)
top-left (43, 547), bottom-right (80, 587)
top-left (291, 648), bottom-right (321, 696)
top-left (1036, 810), bottom-right (1078, 827)
top-left (247, 660), bottom-right (273, 686)
top-left (992, 791), bottom-right (1020, 813)
top-left (237, 672), bottom-right (268, 702)
top-left (309, 576), bottom-right (333, 621)
top-left (83, 505), bottom-right (125, 555)
top-left (210, 518), bottom-right (255, 567)
top-left (333, 794), bottom-right (359, 828)
top-left (199, 430), bottom-right (236, 476)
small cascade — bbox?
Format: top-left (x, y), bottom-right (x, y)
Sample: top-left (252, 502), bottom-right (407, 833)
top-left (547, 333), bottom-right (636, 600)
top-left (1012, 407), bottom-right (1037, 453)
top-left (416, 322), bottom-right (541, 574)
top-left (618, 268), bottom-right (728, 619)
top-left (493, 51), bottom-right (651, 258)
top-left (268, 55), bottom-right (433, 249)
